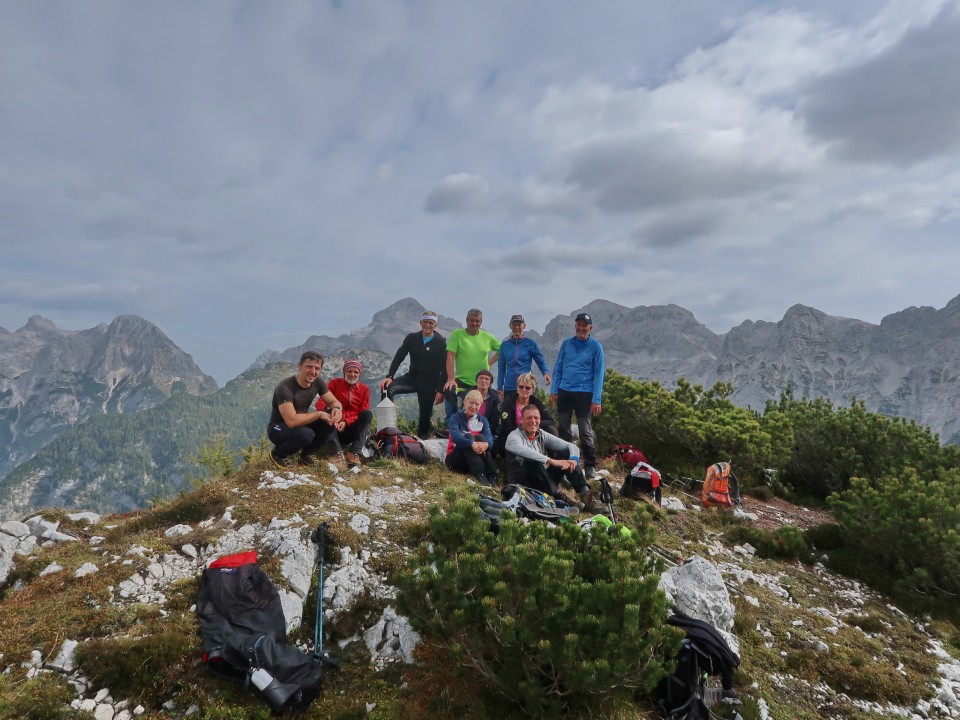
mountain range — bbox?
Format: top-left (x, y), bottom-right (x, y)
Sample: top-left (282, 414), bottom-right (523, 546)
top-left (2, 294), bottom-right (959, 516)
top-left (0, 315), bottom-right (217, 480)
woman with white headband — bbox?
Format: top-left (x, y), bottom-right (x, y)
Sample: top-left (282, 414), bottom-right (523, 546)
top-left (378, 310), bottom-right (448, 438)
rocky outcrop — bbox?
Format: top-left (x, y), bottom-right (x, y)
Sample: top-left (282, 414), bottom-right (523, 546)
top-left (0, 315), bottom-right (217, 478)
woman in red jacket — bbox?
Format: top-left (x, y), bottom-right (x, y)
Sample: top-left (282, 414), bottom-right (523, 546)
top-left (316, 358), bottom-right (371, 467)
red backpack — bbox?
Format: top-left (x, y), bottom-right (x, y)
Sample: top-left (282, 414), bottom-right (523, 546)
top-left (374, 427), bottom-right (428, 464)
top-left (613, 444), bottom-right (649, 467)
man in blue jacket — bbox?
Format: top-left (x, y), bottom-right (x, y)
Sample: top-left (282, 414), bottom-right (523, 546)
top-left (549, 312), bottom-right (605, 478)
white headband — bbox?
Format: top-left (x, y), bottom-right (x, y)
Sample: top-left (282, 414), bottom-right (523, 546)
top-left (421, 313), bottom-right (438, 322)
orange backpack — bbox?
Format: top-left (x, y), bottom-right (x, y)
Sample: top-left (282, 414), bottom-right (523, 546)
top-left (702, 461), bottom-right (739, 508)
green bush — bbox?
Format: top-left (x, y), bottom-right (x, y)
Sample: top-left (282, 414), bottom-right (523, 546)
top-left (764, 391), bottom-right (960, 498)
top-left (596, 372), bottom-right (789, 485)
top-left (395, 493), bottom-right (681, 718)
top-left (828, 467), bottom-right (960, 612)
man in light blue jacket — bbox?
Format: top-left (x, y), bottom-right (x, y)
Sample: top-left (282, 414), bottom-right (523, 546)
top-left (549, 312), bottom-right (605, 478)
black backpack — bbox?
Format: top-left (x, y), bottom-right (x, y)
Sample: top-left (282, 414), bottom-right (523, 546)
top-left (657, 613), bottom-right (741, 720)
top-left (374, 427), bottom-right (428, 464)
top-left (196, 551), bottom-right (325, 712)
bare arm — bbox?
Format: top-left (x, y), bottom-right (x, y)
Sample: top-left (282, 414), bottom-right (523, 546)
top-left (444, 350), bottom-right (457, 391)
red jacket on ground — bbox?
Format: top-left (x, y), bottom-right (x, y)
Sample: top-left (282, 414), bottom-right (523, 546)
top-left (315, 378), bottom-right (370, 426)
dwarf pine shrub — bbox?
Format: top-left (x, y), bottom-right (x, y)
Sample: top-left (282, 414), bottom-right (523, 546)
top-left (395, 493), bottom-right (681, 718)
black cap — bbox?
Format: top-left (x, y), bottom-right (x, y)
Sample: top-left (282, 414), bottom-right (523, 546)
top-left (509, 314), bottom-right (524, 324)
top-left (575, 312), bottom-right (592, 324)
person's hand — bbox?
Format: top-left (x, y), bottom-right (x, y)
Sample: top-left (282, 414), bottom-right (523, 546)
top-left (335, 420), bottom-right (346, 431)
top-left (591, 403), bottom-right (602, 416)
top-left (543, 373), bottom-right (551, 387)
top-left (433, 392), bottom-right (444, 405)
top-left (472, 441), bottom-right (488, 454)
top-left (498, 389), bottom-right (504, 401)
top-left (443, 380), bottom-right (458, 392)
top-left (379, 377), bottom-right (393, 392)
top-left (317, 411), bottom-right (334, 426)
top-left (549, 394), bottom-right (557, 404)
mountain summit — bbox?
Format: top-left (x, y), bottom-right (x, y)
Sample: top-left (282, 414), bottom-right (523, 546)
top-left (0, 315), bottom-right (217, 479)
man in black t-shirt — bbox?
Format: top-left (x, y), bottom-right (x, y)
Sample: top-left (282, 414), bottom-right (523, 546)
top-left (267, 351), bottom-right (343, 466)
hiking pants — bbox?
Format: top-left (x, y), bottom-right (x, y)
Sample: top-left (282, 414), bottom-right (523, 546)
top-left (445, 446), bottom-right (497, 480)
top-left (388, 374), bottom-right (439, 439)
top-left (331, 409), bottom-right (373, 454)
top-left (508, 448), bottom-right (589, 499)
top-left (268, 419), bottom-right (336, 461)
top-left (556, 390), bottom-right (597, 469)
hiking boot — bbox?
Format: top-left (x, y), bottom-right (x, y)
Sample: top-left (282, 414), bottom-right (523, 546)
top-left (579, 489), bottom-right (602, 513)
top-left (584, 466), bottom-right (597, 480)
top-left (300, 453), bottom-right (320, 466)
top-left (473, 473), bottom-right (495, 487)
top-left (331, 452), bottom-right (346, 467)
top-left (270, 452), bottom-right (295, 470)
top-left (345, 452), bottom-right (362, 468)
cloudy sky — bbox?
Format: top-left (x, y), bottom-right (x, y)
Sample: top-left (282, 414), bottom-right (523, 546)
top-left (2, 1), bottom-right (959, 384)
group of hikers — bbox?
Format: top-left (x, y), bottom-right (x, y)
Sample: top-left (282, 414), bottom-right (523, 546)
top-left (267, 308), bottom-right (606, 511)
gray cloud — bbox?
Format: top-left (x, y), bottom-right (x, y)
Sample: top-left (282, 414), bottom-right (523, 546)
top-left (566, 131), bottom-right (799, 213)
top-left (424, 173), bottom-right (490, 213)
top-left (633, 208), bottom-right (722, 248)
top-left (799, 5), bottom-right (960, 164)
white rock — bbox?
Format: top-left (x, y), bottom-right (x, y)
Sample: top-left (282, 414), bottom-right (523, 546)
top-left (0, 521), bottom-right (31, 538)
top-left (734, 543), bottom-right (756, 556)
top-left (350, 514), bottom-right (372, 535)
top-left (89, 536), bottom-right (106, 546)
top-left (327, 463), bottom-right (339, 474)
top-left (40, 562), bottom-right (63, 577)
top-left (363, 606), bottom-right (420, 668)
top-left (75, 563), bottom-right (99, 578)
top-left (659, 556), bottom-right (735, 633)
top-left (94, 703), bottom-right (114, 720)
top-left (814, 641), bottom-right (829, 652)
top-left (164, 524), bottom-right (193, 538)
top-left (48, 639), bottom-right (79, 672)
top-left (94, 688), bottom-right (111, 703)
top-left (661, 497), bottom-right (686, 511)
top-left (278, 590), bottom-right (305, 635)
top-left (67, 512), bottom-right (101, 524)
top-left (733, 507), bottom-right (758, 521)
top-left (181, 544), bottom-right (198, 559)
top-left (133, 705), bottom-right (145, 715)
top-left (80, 699), bottom-right (97, 712)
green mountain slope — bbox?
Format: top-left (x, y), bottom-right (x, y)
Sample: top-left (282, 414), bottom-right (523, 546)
top-left (0, 363), bottom-right (290, 517)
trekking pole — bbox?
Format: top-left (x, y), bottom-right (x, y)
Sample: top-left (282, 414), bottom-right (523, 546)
top-left (599, 477), bottom-right (616, 524)
top-left (310, 523), bottom-right (341, 673)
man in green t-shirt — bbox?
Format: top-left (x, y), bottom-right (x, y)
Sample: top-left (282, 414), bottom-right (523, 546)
top-left (443, 308), bottom-right (500, 418)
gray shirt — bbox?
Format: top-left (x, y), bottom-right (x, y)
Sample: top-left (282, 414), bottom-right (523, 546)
top-left (504, 427), bottom-right (580, 465)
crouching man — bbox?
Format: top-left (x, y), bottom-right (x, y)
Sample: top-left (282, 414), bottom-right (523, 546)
top-left (267, 351), bottom-right (343, 467)
top-left (504, 404), bottom-right (599, 511)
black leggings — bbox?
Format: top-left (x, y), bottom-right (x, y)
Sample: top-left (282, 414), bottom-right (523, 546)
top-left (445, 446), bottom-right (497, 479)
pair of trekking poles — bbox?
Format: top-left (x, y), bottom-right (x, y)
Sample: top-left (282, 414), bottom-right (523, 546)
top-left (310, 522), bottom-right (340, 679)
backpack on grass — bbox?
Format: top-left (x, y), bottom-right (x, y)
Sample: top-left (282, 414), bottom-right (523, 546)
top-left (196, 551), bottom-right (325, 712)
top-left (613, 444), bottom-right (649, 467)
top-left (658, 613), bottom-right (741, 720)
top-left (621, 460), bottom-right (662, 505)
top-left (701, 462), bottom-right (741, 508)
top-left (374, 427), bottom-right (428, 464)
top-left (499, 484), bottom-right (577, 524)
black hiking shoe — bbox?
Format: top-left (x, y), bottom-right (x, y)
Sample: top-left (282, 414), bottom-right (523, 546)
top-left (473, 473), bottom-right (495, 487)
top-left (270, 452), bottom-right (296, 470)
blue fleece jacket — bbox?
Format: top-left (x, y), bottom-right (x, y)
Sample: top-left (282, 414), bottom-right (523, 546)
top-left (552, 336), bottom-right (605, 404)
top-left (497, 336), bottom-right (550, 391)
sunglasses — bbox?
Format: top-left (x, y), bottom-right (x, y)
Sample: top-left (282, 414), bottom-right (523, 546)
top-left (517, 385), bottom-right (535, 390)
